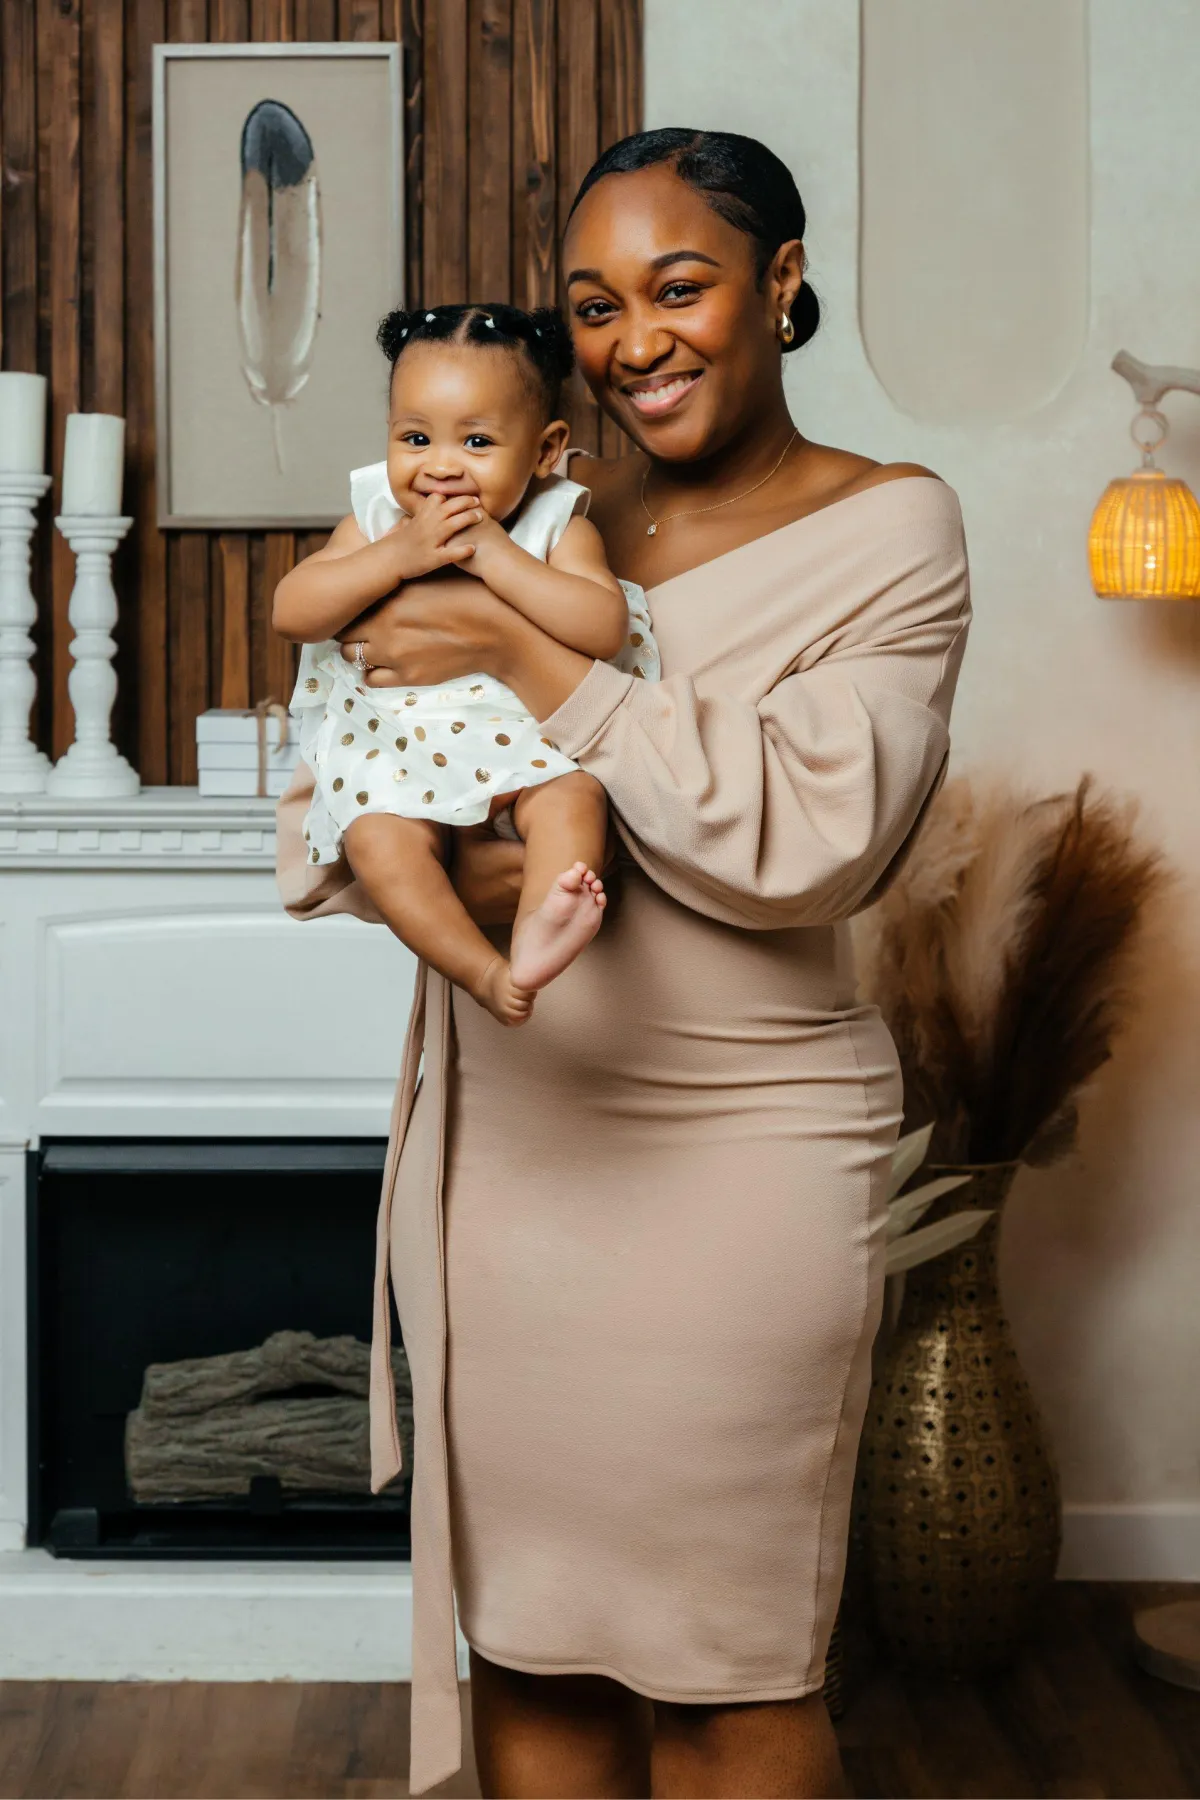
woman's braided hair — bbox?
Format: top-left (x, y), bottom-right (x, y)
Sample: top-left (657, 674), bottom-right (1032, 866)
top-left (377, 302), bottom-right (575, 416)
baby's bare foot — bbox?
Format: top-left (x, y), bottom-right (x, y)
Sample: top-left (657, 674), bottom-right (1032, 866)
top-left (510, 863), bottom-right (606, 991)
top-left (472, 956), bottom-right (535, 1027)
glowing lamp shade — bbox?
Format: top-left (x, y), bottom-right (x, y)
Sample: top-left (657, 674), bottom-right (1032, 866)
top-left (1088, 467), bottom-right (1200, 599)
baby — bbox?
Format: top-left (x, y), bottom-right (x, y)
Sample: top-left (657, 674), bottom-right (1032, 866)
top-left (273, 302), bottom-right (659, 1027)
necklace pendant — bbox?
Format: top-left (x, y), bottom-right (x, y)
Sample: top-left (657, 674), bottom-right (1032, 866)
top-left (646, 522), bottom-right (657, 536)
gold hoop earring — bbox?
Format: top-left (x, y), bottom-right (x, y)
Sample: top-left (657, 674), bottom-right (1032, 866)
top-left (778, 312), bottom-right (795, 346)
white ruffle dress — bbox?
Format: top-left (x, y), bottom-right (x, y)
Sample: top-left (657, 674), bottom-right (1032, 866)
top-left (291, 464), bottom-right (659, 865)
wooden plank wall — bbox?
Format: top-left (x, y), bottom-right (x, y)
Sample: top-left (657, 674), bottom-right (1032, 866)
top-left (0, 0), bottom-right (642, 785)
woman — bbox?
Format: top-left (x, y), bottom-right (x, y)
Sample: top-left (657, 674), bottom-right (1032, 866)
top-left (279, 130), bottom-right (970, 1799)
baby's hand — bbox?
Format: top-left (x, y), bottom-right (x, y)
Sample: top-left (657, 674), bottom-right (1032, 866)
top-left (382, 494), bottom-right (486, 579)
top-left (447, 508), bottom-right (513, 581)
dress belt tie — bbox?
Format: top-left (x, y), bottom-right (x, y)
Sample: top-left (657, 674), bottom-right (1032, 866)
top-left (367, 966), bottom-right (464, 1794)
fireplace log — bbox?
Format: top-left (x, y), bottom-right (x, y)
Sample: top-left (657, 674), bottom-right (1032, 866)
top-left (136, 1329), bottom-right (404, 1415)
top-left (125, 1395), bottom-right (415, 1499)
top-left (124, 1332), bottom-right (414, 1502)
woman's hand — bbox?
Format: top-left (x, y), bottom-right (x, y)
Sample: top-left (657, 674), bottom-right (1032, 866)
top-left (450, 828), bottom-right (526, 927)
top-left (337, 567), bottom-right (595, 719)
top-left (451, 817), bottom-right (621, 928)
top-left (336, 568), bottom-right (517, 689)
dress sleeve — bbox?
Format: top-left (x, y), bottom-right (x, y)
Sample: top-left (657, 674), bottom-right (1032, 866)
top-left (537, 487), bottom-right (971, 931)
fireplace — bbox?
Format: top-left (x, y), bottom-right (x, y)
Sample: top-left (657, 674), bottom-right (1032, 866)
top-left (0, 792), bottom-right (431, 1680)
top-left (29, 1139), bottom-right (411, 1560)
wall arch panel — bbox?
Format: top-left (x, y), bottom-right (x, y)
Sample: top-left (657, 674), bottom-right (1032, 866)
top-left (859, 0), bottom-right (1088, 424)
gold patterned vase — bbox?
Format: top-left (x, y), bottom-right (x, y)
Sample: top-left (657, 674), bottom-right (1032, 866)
top-left (859, 1166), bottom-right (1061, 1675)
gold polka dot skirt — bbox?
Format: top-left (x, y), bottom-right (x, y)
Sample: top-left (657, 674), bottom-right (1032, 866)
top-left (293, 664), bottom-right (570, 864)
top-left (292, 595), bottom-right (659, 866)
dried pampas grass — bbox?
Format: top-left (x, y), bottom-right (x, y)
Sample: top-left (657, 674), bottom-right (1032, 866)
top-left (855, 776), bottom-right (1167, 1166)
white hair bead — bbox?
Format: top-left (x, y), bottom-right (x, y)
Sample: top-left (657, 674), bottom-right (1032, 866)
top-left (425, 311), bottom-right (435, 321)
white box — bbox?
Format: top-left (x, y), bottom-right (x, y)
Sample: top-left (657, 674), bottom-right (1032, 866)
top-left (197, 768), bottom-right (295, 798)
top-left (196, 708), bottom-right (295, 747)
top-left (195, 709), bottom-right (301, 799)
top-left (197, 740), bottom-right (299, 773)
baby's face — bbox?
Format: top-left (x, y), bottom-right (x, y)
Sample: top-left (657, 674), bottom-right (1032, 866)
top-left (386, 343), bottom-right (565, 523)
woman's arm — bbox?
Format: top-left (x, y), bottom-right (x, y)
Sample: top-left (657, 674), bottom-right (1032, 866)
top-left (271, 495), bottom-right (482, 643)
top-left (498, 494), bottom-right (972, 932)
top-left (323, 490), bottom-right (969, 934)
top-left (449, 815), bottom-right (621, 927)
top-left (337, 566), bottom-right (595, 701)
top-left (460, 512), bottom-right (627, 661)
top-left (448, 831), bottom-right (526, 926)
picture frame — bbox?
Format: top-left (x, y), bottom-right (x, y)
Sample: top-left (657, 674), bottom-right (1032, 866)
top-left (152, 42), bottom-right (403, 530)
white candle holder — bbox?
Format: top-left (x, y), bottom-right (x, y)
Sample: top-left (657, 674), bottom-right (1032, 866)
top-left (0, 471), bottom-right (53, 794)
top-left (47, 513), bottom-right (140, 798)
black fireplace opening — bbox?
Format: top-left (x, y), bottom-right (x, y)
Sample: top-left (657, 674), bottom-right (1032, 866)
top-left (29, 1139), bottom-right (411, 1560)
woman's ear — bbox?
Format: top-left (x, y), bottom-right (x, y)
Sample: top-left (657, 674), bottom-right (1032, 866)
top-left (534, 417), bottom-right (571, 478)
top-left (768, 238), bottom-right (805, 326)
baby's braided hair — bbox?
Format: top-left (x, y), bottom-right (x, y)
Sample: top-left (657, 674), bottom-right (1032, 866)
top-left (377, 302), bottom-right (575, 418)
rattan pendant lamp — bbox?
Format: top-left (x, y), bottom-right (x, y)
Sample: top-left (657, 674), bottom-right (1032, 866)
top-left (1089, 350), bottom-right (1200, 598)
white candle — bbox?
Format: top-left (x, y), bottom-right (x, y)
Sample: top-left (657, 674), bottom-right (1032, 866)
top-left (0, 373), bottom-right (48, 474)
top-left (61, 412), bottom-right (126, 515)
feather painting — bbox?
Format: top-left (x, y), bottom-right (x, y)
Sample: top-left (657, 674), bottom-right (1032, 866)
top-left (235, 99), bottom-right (321, 472)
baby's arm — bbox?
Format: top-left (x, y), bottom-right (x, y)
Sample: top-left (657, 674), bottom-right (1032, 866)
top-left (463, 514), bottom-right (627, 662)
top-left (272, 494), bottom-right (482, 643)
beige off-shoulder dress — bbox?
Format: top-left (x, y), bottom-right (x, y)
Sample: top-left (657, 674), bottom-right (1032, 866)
top-left (277, 475), bottom-right (970, 1795)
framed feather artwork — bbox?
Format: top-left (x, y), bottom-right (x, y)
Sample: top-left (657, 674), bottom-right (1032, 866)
top-left (152, 44), bottom-right (403, 528)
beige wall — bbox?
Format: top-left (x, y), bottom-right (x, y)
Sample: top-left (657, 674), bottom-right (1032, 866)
top-left (646, 0), bottom-right (1200, 1572)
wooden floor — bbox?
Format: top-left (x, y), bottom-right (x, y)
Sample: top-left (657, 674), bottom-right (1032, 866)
top-left (1, 1585), bottom-right (1197, 1798)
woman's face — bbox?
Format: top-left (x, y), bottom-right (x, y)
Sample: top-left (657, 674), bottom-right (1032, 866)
top-left (563, 164), bottom-right (802, 463)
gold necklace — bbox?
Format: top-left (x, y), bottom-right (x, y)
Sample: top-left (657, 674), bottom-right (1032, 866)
top-left (639, 429), bottom-right (799, 537)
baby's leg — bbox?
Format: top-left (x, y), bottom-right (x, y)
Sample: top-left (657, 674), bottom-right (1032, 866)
top-left (509, 771), bottom-right (609, 990)
top-left (343, 814), bottom-right (534, 1027)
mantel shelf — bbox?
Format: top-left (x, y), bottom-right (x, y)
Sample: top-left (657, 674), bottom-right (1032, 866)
top-left (0, 787), bottom-right (280, 870)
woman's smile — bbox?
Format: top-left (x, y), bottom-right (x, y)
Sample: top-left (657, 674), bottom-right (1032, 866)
top-left (622, 370), bottom-right (704, 417)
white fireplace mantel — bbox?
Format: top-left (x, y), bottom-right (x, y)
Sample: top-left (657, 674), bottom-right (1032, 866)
top-left (0, 787), bottom-right (415, 1140)
top-left (0, 787), bottom-right (280, 869)
top-left (0, 788), bottom-right (448, 1681)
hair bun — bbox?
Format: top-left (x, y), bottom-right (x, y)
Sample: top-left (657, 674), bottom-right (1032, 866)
top-left (786, 281), bottom-right (820, 353)
top-left (377, 308), bottom-right (415, 361)
top-left (528, 307), bottom-right (576, 382)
